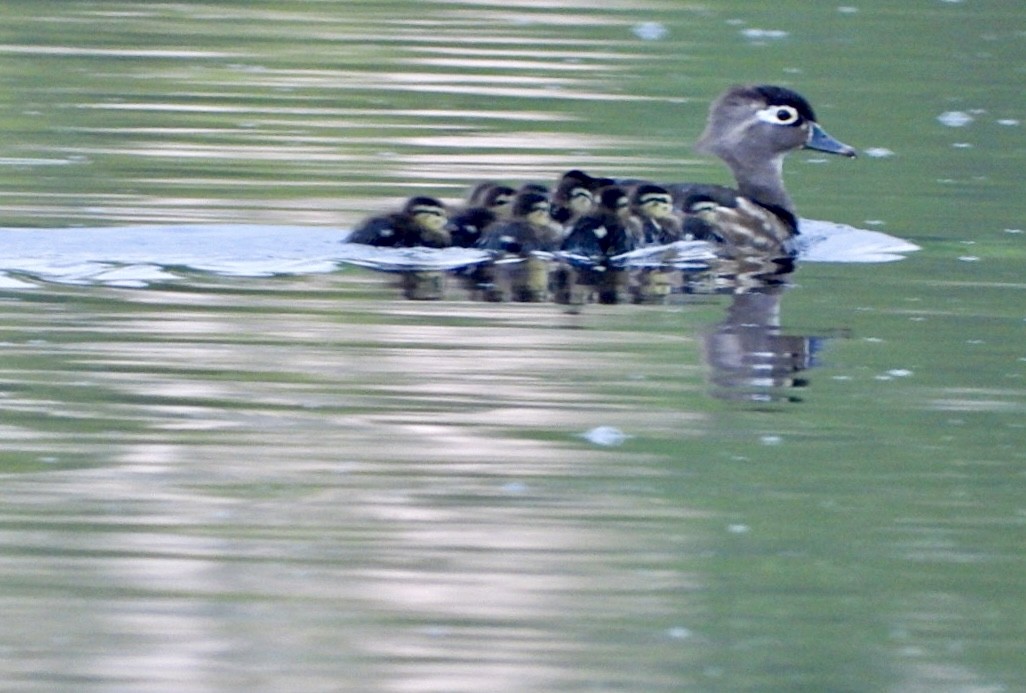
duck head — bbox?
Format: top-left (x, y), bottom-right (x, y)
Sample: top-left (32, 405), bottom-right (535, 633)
top-left (695, 84), bottom-right (855, 213)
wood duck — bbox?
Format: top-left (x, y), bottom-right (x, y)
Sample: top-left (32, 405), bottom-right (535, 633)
top-left (561, 185), bottom-right (642, 262)
top-left (447, 183), bottom-right (516, 247)
top-left (672, 84), bottom-right (856, 257)
top-left (477, 191), bottom-right (563, 254)
top-left (346, 196), bottom-right (451, 248)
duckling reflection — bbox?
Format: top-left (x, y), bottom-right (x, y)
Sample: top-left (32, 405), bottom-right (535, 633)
top-left (702, 286), bottom-right (832, 403)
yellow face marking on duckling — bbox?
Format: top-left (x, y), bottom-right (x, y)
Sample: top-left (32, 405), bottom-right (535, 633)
top-left (755, 104), bottom-right (801, 126)
top-left (638, 194), bottom-right (674, 219)
top-left (490, 195), bottom-right (513, 220)
top-left (411, 206), bottom-right (447, 232)
top-left (568, 188), bottom-right (594, 215)
top-left (526, 202), bottom-right (551, 226)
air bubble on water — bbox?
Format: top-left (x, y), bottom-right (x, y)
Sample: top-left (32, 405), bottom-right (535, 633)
top-left (938, 111), bottom-right (974, 127)
top-left (632, 22), bottom-right (668, 41)
top-left (581, 426), bottom-right (631, 447)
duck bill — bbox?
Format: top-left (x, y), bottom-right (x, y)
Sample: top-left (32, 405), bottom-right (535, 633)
top-left (805, 122), bottom-right (857, 158)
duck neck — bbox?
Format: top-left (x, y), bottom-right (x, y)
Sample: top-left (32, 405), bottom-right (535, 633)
top-left (722, 152), bottom-right (795, 216)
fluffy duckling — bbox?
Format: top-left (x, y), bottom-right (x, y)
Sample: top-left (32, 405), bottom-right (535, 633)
top-left (556, 185), bottom-right (643, 304)
top-left (674, 84), bottom-right (856, 257)
top-left (477, 191), bottom-right (562, 254)
top-left (562, 185), bottom-right (642, 261)
top-left (346, 196), bottom-right (451, 248)
top-left (447, 183), bottom-right (516, 248)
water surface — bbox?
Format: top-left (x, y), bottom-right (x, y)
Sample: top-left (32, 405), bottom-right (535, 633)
top-left (1, 1), bottom-right (1025, 691)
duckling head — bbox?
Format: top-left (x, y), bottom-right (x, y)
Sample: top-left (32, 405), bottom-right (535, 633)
top-left (511, 191), bottom-right (552, 226)
top-left (465, 180), bottom-right (503, 206)
top-left (598, 186), bottom-right (631, 219)
top-left (404, 196), bottom-right (448, 233)
top-left (555, 180), bottom-right (595, 217)
top-left (481, 184), bottom-right (516, 217)
top-left (558, 169), bottom-right (617, 191)
top-left (631, 184), bottom-right (675, 221)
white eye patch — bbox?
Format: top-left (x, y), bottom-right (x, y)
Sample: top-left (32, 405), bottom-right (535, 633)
top-left (756, 105), bottom-right (801, 125)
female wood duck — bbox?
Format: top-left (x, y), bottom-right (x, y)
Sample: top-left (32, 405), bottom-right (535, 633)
top-left (673, 84), bottom-right (856, 257)
top-left (346, 196), bottom-right (451, 248)
top-left (477, 191), bottom-right (563, 254)
top-left (447, 182), bottom-right (516, 247)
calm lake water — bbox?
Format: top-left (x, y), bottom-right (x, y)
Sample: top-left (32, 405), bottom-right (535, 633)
top-left (2, 1), bottom-right (1025, 691)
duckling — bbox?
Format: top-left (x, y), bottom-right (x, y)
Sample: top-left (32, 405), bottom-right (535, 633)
top-left (557, 185), bottom-right (642, 304)
top-left (549, 169), bottom-right (616, 228)
top-left (630, 184), bottom-right (685, 245)
top-left (477, 191), bottom-right (562, 254)
top-left (672, 84), bottom-right (856, 257)
top-left (346, 196), bottom-right (451, 248)
top-left (447, 183), bottom-right (516, 247)
top-left (562, 185), bottom-right (642, 261)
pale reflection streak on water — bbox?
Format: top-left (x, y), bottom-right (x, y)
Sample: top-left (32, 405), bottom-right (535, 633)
top-left (0, 280), bottom-right (711, 689)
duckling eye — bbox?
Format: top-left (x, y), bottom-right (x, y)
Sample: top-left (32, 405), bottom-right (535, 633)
top-left (640, 195), bottom-right (671, 206)
top-left (757, 104), bottom-right (801, 126)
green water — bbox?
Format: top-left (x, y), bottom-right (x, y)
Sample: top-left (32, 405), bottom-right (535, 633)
top-left (2, 1), bottom-right (1025, 691)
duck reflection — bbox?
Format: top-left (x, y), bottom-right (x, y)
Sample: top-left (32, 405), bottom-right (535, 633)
top-left (702, 278), bottom-right (831, 403)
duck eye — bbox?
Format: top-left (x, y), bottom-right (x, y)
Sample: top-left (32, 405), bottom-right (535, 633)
top-left (757, 104), bottom-right (801, 126)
